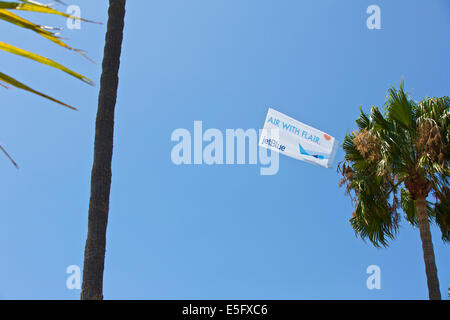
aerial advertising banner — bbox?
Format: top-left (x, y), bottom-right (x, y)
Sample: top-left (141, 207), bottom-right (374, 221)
top-left (259, 108), bottom-right (339, 168)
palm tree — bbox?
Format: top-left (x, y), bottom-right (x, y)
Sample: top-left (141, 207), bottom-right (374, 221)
top-left (81, 0), bottom-right (126, 300)
top-left (0, 0), bottom-right (96, 166)
top-left (338, 82), bottom-right (448, 300)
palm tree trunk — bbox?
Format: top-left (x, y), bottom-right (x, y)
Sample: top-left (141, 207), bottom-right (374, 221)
top-left (415, 197), bottom-right (441, 300)
top-left (81, 0), bottom-right (126, 300)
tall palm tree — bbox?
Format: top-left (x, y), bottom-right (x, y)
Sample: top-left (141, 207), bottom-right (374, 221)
top-left (0, 0), bottom-right (96, 166)
top-left (81, 0), bottom-right (126, 300)
top-left (339, 82), bottom-right (448, 300)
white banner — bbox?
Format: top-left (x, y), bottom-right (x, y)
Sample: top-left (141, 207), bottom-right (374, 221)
top-left (259, 108), bottom-right (339, 168)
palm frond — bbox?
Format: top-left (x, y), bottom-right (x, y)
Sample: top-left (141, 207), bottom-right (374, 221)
top-left (385, 81), bottom-right (415, 128)
top-left (0, 0), bottom-right (100, 24)
top-left (0, 71), bottom-right (76, 110)
top-left (0, 41), bottom-right (94, 85)
top-left (0, 7), bottom-right (94, 61)
top-left (435, 187), bottom-right (450, 242)
top-left (0, 144), bottom-right (18, 168)
top-left (355, 106), bottom-right (371, 130)
top-left (0, 1), bottom-right (97, 110)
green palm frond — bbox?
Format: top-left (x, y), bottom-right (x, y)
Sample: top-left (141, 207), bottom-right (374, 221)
top-left (400, 188), bottom-right (417, 225)
top-left (385, 80), bottom-right (415, 128)
top-left (370, 106), bottom-right (390, 131)
top-left (349, 173), bottom-right (399, 247)
top-left (435, 188), bottom-right (450, 242)
top-left (355, 106), bottom-right (371, 130)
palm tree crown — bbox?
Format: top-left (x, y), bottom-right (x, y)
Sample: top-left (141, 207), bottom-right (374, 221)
top-left (339, 82), bottom-right (448, 299)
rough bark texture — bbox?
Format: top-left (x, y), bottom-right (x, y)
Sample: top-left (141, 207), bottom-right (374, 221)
top-left (415, 198), bottom-right (441, 300)
top-left (81, 0), bottom-right (126, 300)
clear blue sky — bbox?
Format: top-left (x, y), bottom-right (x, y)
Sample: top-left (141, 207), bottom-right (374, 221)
top-left (0, 0), bottom-right (448, 299)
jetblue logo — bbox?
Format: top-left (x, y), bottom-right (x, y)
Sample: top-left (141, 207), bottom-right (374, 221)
top-left (260, 137), bottom-right (286, 152)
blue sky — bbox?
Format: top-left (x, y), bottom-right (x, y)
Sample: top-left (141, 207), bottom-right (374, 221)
top-left (0, 0), bottom-right (449, 299)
